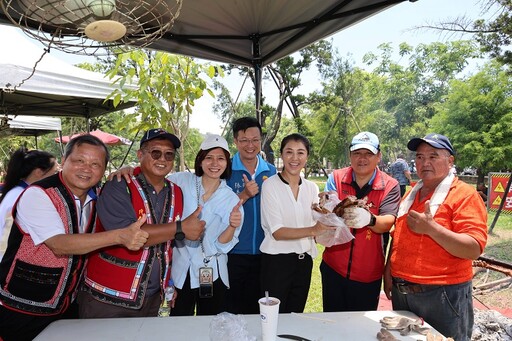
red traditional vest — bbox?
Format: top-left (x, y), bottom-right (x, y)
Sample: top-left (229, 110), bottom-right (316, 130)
top-left (0, 173), bottom-right (95, 315)
top-left (84, 168), bottom-right (183, 309)
top-left (322, 167), bottom-right (398, 283)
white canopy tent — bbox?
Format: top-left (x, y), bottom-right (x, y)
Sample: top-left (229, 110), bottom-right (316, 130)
top-left (0, 115), bottom-right (61, 134)
top-left (0, 115), bottom-right (61, 148)
top-left (0, 26), bottom-right (136, 122)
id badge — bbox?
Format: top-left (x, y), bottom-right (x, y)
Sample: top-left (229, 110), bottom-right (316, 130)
top-left (199, 267), bottom-right (214, 298)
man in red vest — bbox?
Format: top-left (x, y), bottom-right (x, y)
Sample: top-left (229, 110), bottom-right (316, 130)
top-left (80, 128), bottom-right (205, 318)
top-left (0, 134), bottom-right (149, 341)
top-left (321, 131), bottom-right (401, 312)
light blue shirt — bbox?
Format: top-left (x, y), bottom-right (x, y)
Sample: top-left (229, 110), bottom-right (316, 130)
top-left (167, 172), bottom-right (243, 289)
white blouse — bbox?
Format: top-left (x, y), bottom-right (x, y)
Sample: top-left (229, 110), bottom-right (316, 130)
top-left (260, 174), bottom-right (320, 258)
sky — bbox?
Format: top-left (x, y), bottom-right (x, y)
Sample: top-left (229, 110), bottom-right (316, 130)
top-left (0, 0), bottom-right (496, 135)
top-left (189, 0), bottom-right (494, 134)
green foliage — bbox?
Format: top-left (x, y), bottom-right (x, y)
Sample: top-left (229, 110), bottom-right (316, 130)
top-left (431, 60), bottom-right (512, 174)
top-left (362, 41), bottom-right (480, 156)
top-left (486, 211), bottom-right (512, 262)
top-left (104, 49), bottom-right (223, 170)
top-left (216, 41), bottom-right (333, 165)
top-left (474, 0), bottom-right (512, 66)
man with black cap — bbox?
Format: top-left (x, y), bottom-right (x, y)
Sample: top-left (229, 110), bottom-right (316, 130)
top-left (321, 132), bottom-right (401, 312)
top-left (80, 128), bottom-right (206, 318)
top-left (383, 133), bottom-right (488, 341)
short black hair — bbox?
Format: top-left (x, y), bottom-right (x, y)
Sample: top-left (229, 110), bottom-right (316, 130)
top-left (232, 117), bottom-right (262, 139)
top-left (64, 134), bottom-right (110, 166)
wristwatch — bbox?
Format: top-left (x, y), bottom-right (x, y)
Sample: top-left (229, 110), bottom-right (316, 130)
top-left (368, 214), bottom-right (377, 227)
top-left (174, 220), bottom-right (185, 241)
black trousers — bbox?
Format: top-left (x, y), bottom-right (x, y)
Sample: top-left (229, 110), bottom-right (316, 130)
top-left (260, 252), bottom-right (312, 313)
top-left (399, 185), bottom-right (407, 197)
top-left (170, 271), bottom-right (227, 316)
top-left (224, 253), bottom-right (262, 314)
top-left (0, 301), bottom-right (78, 341)
top-left (78, 290), bottom-right (161, 318)
top-left (320, 260), bottom-right (381, 312)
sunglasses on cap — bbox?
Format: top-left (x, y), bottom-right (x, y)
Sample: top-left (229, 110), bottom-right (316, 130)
top-left (144, 149), bottom-right (176, 161)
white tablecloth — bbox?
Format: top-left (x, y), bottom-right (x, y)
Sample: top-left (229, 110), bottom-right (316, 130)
top-left (35, 310), bottom-right (444, 341)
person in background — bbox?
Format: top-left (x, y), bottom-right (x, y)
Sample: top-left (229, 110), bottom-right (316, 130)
top-left (260, 133), bottom-right (335, 313)
top-left (389, 153), bottom-right (413, 197)
top-left (321, 131), bottom-right (400, 312)
top-left (476, 181), bottom-right (488, 204)
top-left (80, 128), bottom-right (205, 318)
top-left (168, 134), bottom-right (243, 316)
top-left (384, 133), bottom-right (488, 341)
top-left (0, 148), bottom-right (59, 260)
top-left (0, 135), bottom-right (149, 341)
top-left (225, 117), bottom-right (277, 314)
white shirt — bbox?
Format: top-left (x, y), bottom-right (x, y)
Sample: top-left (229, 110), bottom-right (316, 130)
top-left (0, 186), bottom-right (25, 260)
top-left (0, 186), bottom-right (24, 236)
top-left (167, 173), bottom-right (243, 289)
top-left (17, 187), bottom-right (94, 245)
top-left (260, 174), bottom-right (319, 258)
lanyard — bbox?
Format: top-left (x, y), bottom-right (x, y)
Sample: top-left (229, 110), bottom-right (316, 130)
top-left (195, 176), bottom-right (221, 266)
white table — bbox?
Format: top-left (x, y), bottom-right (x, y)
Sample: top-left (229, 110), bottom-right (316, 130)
top-left (35, 310), bottom-right (443, 341)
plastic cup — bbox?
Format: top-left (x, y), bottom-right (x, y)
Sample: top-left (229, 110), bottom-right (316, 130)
top-left (258, 296), bottom-right (280, 341)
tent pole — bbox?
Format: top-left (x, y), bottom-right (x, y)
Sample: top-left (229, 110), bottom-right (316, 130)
top-left (255, 63), bottom-right (262, 124)
top-left (58, 130), bottom-right (64, 157)
top-left (251, 34), bottom-right (263, 125)
top-left (83, 105), bottom-right (91, 132)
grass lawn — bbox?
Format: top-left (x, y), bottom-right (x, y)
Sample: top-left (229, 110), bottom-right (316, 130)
top-left (303, 176), bottom-right (512, 313)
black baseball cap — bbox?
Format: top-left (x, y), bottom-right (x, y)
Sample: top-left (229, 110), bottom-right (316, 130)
top-left (140, 128), bottom-right (181, 149)
top-left (407, 133), bottom-right (455, 155)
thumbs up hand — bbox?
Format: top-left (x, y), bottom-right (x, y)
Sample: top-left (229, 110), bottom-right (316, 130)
top-left (120, 215), bottom-right (149, 250)
top-left (406, 200), bottom-right (435, 235)
top-left (182, 206), bottom-right (206, 241)
top-left (229, 199), bottom-right (243, 228)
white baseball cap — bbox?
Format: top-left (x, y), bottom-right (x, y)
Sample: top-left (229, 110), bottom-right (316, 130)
top-left (200, 134), bottom-right (229, 153)
top-left (349, 131), bottom-right (380, 155)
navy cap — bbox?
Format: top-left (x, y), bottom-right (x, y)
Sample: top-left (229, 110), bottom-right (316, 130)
top-left (407, 133), bottom-right (455, 155)
top-left (140, 128), bottom-right (181, 149)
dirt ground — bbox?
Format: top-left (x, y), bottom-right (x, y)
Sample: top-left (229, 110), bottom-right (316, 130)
top-left (473, 227), bottom-right (512, 316)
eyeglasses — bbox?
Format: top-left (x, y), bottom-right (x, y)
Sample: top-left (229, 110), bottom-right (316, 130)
top-left (237, 138), bottom-right (261, 146)
top-left (144, 149), bottom-right (176, 161)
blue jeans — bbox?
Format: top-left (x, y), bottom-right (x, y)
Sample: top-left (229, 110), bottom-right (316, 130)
top-left (391, 280), bottom-right (473, 341)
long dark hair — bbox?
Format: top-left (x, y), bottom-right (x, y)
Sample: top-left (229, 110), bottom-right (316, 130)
top-left (0, 147), bottom-right (56, 204)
